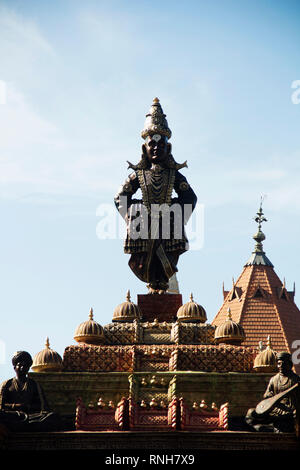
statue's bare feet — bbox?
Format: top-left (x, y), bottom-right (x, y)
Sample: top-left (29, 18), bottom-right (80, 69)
top-left (147, 282), bottom-right (168, 294)
top-left (148, 287), bottom-right (157, 294)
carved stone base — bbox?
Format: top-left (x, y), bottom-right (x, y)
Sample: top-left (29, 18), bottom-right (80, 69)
top-left (137, 293), bottom-right (182, 322)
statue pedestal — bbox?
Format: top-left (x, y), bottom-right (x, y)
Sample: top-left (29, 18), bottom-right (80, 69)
top-left (137, 293), bottom-right (182, 322)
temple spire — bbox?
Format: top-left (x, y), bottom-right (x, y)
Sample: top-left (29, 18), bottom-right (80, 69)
top-left (245, 198), bottom-right (273, 267)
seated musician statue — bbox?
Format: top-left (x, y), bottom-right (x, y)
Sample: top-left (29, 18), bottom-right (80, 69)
top-left (246, 352), bottom-right (300, 433)
top-left (0, 351), bottom-right (61, 432)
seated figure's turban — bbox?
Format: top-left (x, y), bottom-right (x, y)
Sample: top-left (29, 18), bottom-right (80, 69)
top-left (12, 351), bottom-right (33, 367)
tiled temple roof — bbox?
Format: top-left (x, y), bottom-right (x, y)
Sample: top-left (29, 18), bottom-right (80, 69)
top-left (212, 203), bottom-right (300, 373)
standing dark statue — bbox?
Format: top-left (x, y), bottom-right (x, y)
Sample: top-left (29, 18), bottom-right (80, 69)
top-left (245, 352), bottom-right (300, 433)
top-left (0, 351), bottom-right (60, 432)
top-left (114, 98), bottom-right (197, 293)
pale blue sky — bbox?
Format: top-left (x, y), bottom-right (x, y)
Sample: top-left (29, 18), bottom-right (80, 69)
top-left (0, 0), bottom-right (300, 380)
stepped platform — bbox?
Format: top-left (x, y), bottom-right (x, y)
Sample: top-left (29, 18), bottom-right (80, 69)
top-left (1, 430), bottom-right (300, 452)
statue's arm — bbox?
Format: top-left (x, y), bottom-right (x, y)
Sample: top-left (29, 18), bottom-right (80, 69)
top-left (30, 380), bottom-right (50, 412)
top-left (173, 171), bottom-right (197, 223)
top-left (0, 380), bottom-right (25, 410)
top-left (114, 172), bottom-right (140, 219)
top-left (263, 377), bottom-right (275, 398)
top-left (0, 380), bottom-right (9, 410)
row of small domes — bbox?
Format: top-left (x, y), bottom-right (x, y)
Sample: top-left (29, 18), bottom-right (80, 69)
top-left (30, 329), bottom-right (277, 373)
top-left (73, 291), bottom-right (208, 344)
top-left (73, 297), bottom-right (246, 346)
top-left (31, 332), bottom-right (277, 373)
top-left (30, 298), bottom-right (248, 372)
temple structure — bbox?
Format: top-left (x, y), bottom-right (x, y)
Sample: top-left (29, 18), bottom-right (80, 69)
top-left (2, 99), bottom-right (300, 450)
top-left (212, 204), bottom-right (300, 374)
top-left (20, 202), bottom-right (300, 439)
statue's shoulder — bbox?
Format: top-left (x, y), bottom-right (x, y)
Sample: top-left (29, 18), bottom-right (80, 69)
top-left (268, 373), bottom-right (279, 385)
top-left (0, 378), bottom-right (12, 392)
top-left (128, 171), bottom-right (138, 181)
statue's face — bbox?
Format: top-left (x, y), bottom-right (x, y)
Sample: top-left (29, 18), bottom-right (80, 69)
top-left (144, 134), bottom-right (168, 164)
top-left (14, 359), bottom-right (31, 377)
top-left (277, 358), bottom-right (292, 375)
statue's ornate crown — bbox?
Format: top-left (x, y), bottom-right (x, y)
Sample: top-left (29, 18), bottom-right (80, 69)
top-left (141, 98), bottom-right (172, 140)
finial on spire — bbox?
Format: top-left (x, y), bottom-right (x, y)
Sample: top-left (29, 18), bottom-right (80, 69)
top-left (189, 293), bottom-right (194, 302)
top-left (153, 97), bottom-right (160, 104)
top-left (253, 198), bottom-right (267, 253)
top-left (126, 290), bottom-right (131, 302)
top-left (226, 307), bottom-right (232, 321)
top-left (266, 335), bottom-right (272, 350)
top-left (254, 196), bottom-right (267, 231)
top-left (45, 337), bottom-right (50, 349)
top-left (89, 307), bottom-right (94, 320)
top-left (244, 198), bottom-right (274, 267)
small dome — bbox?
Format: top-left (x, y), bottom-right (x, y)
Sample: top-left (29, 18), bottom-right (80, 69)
top-left (74, 308), bottom-right (105, 345)
top-left (32, 338), bottom-right (62, 372)
top-left (176, 293), bottom-right (207, 323)
top-left (253, 336), bottom-right (277, 372)
top-left (112, 290), bottom-right (141, 322)
top-left (214, 308), bottom-right (245, 345)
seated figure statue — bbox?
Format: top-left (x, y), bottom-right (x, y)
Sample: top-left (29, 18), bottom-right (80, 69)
top-left (0, 351), bottom-right (61, 432)
top-left (246, 352), bottom-right (300, 433)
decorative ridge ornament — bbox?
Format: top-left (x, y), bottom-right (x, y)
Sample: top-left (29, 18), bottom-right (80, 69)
top-left (89, 307), bottom-right (94, 321)
top-left (244, 198), bottom-right (274, 267)
top-left (141, 97), bottom-right (172, 140)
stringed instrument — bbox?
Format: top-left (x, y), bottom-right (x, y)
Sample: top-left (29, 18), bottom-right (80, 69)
top-left (255, 382), bottom-right (299, 416)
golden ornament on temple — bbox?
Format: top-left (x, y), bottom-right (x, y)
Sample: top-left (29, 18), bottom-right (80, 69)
top-left (97, 397), bottom-right (105, 408)
top-left (31, 337), bottom-right (63, 372)
top-left (150, 398), bottom-right (158, 408)
top-left (200, 399), bottom-right (208, 409)
top-left (150, 375), bottom-right (157, 385)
